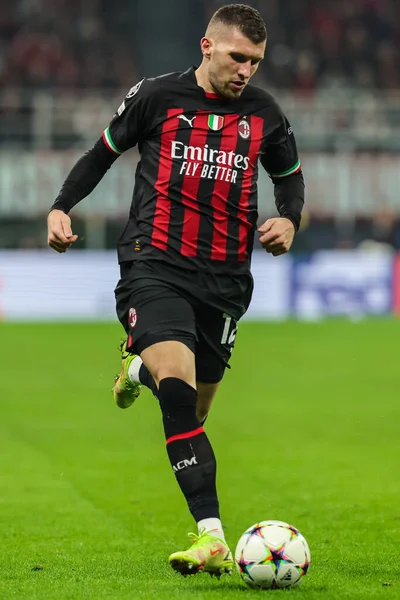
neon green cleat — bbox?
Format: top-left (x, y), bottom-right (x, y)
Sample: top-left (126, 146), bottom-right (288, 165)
top-left (168, 530), bottom-right (233, 578)
top-left (112, 341), bottom-right (142, 409)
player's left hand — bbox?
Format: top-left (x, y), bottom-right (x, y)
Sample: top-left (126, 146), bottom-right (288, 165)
top-left (258, 217), bottom-right (295, 256)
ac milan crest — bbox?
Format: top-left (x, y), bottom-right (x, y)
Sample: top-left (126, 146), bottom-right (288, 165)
top-left (238, 119), bottom-right (251, 139)
top-left (128, 307), bottom-right (137, 328)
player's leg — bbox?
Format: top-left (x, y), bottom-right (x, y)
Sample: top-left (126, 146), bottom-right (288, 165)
top-left (196, 381), bottom-right (220, 423)
top-left (115, 277), bottom-right (232, 575)
top-left (140, 338), bottom-right (232, 576)
top-left (194, 306), bottom-right (238, 422)
top-left (112, 340), bottom-right (143, 408)
top-left (112, 263), bottom-right (142, 407)
top-left (140, 340), bottom-right (196, 387)
top-left (191, 305), bottom-right (239, 519)
top-left (166, 309), bottom-right (239, 575)
top-left (113, 264), bottom-right (197, 404)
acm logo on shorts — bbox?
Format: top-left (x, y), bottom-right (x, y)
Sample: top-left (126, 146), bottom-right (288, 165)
top-left (128, 307), bottom-right (137, 328)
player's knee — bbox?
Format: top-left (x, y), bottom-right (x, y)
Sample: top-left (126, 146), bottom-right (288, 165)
top-left (155, 365), bottom-right (195, 388)
top-left (158, 377), bottom-right (199, 437)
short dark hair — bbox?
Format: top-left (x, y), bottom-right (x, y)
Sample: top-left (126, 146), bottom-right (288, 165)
top-left (208, 4), bottom-right (267, 44)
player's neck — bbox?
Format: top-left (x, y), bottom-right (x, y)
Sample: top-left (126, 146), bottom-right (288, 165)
top-left (195, 64), bottom-right (220, 97)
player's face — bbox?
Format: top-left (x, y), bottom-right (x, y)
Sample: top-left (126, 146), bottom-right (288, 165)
top-left (205, 27), bottom-right (265, 99)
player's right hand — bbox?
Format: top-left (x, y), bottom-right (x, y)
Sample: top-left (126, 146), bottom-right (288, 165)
top-left (47, 209), bottom-right (78, 253)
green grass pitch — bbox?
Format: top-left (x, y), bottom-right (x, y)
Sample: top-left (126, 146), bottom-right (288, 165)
top-left (1, 320), bottom-right (399, 599)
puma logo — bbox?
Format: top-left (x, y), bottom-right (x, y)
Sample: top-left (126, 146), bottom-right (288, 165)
top-left (178, 114), bottom-right (196, 128)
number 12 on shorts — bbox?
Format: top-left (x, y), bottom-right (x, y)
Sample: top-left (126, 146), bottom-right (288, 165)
top-left (221, 313), bottom-right (238, 348)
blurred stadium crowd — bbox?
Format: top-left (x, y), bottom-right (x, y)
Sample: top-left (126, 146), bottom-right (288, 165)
top-left (1, 0), bottom-right (400, 251)
top-left (0, 0), bottom-right (138, 90)
top-left (1, 0), bottom-right (398, 90)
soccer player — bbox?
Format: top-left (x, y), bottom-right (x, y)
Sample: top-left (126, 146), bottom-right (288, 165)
top-left (47, 4), bottom-right (304, 578)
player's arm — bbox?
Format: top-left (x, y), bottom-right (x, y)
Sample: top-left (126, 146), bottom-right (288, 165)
top-left (48, 140), bottom-right (119, 252)
top-left (48, 79), bottom-right (150, 253)
top-left (258, 104), bottom-right (305, 256)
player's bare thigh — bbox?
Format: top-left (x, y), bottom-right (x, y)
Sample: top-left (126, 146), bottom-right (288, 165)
top-left (141, 340), bottom-right (196, 389)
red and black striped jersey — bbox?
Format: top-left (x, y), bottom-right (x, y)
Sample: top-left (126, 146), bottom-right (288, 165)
top-left (102, 67), bottom-right (302, 274)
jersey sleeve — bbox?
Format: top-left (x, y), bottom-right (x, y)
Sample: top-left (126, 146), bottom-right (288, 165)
top-left (259, 102), bottom-right (301, 180)
top-left (101, 78), bottom-right (156, 155)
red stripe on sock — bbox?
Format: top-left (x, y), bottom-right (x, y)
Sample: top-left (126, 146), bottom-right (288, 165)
top-left (166, 426), bottom-right (205, 445)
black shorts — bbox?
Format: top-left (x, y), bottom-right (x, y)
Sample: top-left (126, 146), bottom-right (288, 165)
top-left (115, 262), bottom-right (243, 383)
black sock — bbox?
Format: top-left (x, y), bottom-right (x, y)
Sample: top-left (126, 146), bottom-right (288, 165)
top-left (158, 377), bottom-right (220, 521)
top-left (138, 363), bottom-right (158, 398)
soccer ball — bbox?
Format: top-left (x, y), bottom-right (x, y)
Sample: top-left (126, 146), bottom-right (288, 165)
top-left (235, 520), bottom-right (310, 589)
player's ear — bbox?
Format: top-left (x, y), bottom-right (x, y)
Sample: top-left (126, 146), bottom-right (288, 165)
top-left (200, 37), bottom-right (212, 59)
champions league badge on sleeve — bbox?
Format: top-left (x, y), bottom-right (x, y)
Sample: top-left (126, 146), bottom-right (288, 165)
top-left (126, 78), bottom-right (145, 98)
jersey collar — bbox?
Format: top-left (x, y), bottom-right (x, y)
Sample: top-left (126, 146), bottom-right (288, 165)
top-left (183, 66), bottom-right (232, 102)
